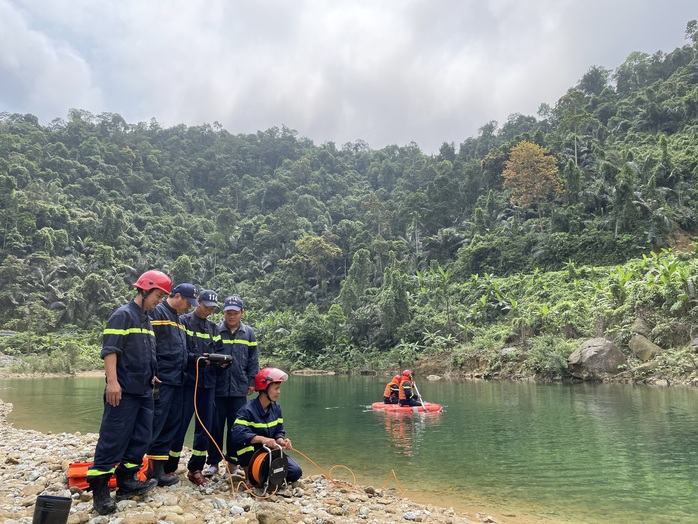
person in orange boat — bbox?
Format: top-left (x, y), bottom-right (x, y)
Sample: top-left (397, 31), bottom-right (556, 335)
top-left (383, 374), bottom-right (402, 404)
top-left (398, 369), bottom-right (422, 407)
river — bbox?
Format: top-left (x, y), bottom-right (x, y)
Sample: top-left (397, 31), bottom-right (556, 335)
top-left (0, 374), bottom-right (696, 523)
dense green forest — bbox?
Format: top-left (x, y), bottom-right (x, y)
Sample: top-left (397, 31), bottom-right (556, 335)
top-left (2, 23), bottom-right (698, 381)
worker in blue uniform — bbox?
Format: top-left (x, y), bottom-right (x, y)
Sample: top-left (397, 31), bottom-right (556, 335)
top-left (231, 367), bottom-right (302, 486)
top-left (144, 282), bottom-right (198, 487)
top-left (203, 296), bottom-right (259, 477)
top-left (86, 270), bottom-right (171, 516)
top-left (168, 289), bottom-right (226, 487)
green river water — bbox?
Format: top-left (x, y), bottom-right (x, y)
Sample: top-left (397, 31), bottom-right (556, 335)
top-left (1, 374), bottom-right (696, 523)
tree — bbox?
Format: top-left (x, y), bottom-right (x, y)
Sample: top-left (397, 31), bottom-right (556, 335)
top-left (170, 255), bottom-right (195, 285)
top-left (577, 66), bottom-right (611, 96)
top-left (554, 89), bottom-right (599, 165)
top-left (337, 248), bottom-right (373, 313)
top-left (613, 51), bottom-right (650, 95)
top-left (562, 159), bottom-right (583, 204)
top-left (685, 20), bottom-right (698, 46)
top-left (285, 234), bottom-right (343, 292)
top-left (611, 156), bottom-right (639, 237)
top-left (502, 141), bottom-right (562, 228)
top-left (377, 265), bottom-right (410, 347)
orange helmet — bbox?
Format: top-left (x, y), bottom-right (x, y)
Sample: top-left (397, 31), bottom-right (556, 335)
top-left (402, 369), bottom-right (412, 379)
top-left (254, 367), bottom-right (289, 391)
top-left (133, 270), bottom-right (172, 294)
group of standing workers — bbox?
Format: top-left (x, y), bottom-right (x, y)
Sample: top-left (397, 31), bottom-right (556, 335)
top-left (383, 369), bottom-right (422, 407)
top-left (85, 270), bottom-right (277, 515)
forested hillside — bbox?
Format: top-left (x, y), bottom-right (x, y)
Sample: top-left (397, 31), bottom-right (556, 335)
top-left (2, 23), bottom-right (698, 380)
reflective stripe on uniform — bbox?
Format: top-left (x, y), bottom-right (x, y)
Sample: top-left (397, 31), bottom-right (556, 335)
top-left (234, 417), bottom-right (283, 429)
top-left (103, 327), bottom-right (155, 336)
top-left (184, 329), bottom-right (222, 342)
top-left (221, 338), bottom-right (257, 347)
top-left (150, 320), bottom-right (186, 331)
top-left (86, 467), bottom-right (115, 477)
top-left (236, 445), bottom-right (254, 456)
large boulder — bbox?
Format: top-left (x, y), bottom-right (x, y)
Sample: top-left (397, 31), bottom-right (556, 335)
top-left (628, 335), bottom-right (662, 361)
top-left (568, 338), bottom-right (627, 381)
top-left (630, 318), bottom-right (652, 338)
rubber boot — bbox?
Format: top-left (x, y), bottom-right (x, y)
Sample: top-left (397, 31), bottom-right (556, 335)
top-left (146, 458), bottom-right (179, 486)
top-left (87, 474), bottom-right (116, 515)
top-left (115, 469), bottom-right (158, 501)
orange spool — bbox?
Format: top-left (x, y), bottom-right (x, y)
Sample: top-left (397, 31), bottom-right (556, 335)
top-left (247, 447), bottom-right (288, 488)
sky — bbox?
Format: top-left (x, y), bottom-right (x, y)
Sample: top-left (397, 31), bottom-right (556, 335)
top-left (1, 1), bottom-right (697, 153)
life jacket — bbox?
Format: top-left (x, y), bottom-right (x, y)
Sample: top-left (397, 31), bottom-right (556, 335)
top-left (383, 377), bottom-right (400, 398)
top-left (399, 379), bottom-right (414, 400)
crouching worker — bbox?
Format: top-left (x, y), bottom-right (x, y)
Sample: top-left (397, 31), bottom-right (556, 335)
top-left (231, 368), bottom-right (302, 488)
top-left (86, 270), bottom-right (171, 515)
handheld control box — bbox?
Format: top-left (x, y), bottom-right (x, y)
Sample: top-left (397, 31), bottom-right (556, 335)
top-left (205, 353), bottom-right (233, 365)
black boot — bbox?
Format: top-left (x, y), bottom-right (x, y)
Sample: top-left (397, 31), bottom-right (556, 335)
top-left (146, 458), bottom-right (179, 486)
top-left (88, 474), bottom-right (116, 515)
top-left (164, 454), bottom-right (179, 475)
top-left (115, 469), bottom-right (158, 501)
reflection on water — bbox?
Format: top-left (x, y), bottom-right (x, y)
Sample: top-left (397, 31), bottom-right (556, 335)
top-left (379, 411), bottom-right (442, 457)
top-left (2, 375), bottom-right (698, 523)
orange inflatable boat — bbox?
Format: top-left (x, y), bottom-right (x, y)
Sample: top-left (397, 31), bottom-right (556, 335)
top-left (371, 401), bottom-right (443, 413)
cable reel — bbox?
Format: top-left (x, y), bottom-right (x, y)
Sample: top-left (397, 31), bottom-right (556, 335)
top-left (248, 444), bottom-right (289, 492)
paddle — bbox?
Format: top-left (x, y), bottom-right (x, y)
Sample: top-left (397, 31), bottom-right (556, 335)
top-left (412, 381), bottom-right (427, 412)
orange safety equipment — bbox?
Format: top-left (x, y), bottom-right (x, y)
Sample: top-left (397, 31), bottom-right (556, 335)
top-left (133, 270), bottom-right (172, 294)
top-left (399, 378), bottom-right (415, 400)
top-left (383, 376), bottom-right (401, 398)
top-left (254, 367), bottom-right (289, 391)
top-left (67, 459), bottom-right (150, 490)
top-left (402, 369), bottom-right (412, 379)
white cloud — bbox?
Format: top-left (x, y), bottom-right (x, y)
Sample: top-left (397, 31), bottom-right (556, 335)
top-left (0, 0), bottom-right (103, 118)
top-left (1, 0), bottom-right (696, 152)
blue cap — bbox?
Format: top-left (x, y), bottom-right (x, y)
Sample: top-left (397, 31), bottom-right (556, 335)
top-left (172, 283), bottom-right (199, 307)
top-left (224, 295), bottom-right (244, 311)
top-left (198, 289), bottom-right (219, 307)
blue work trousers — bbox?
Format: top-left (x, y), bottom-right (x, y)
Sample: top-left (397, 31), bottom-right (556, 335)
top-left (148, 383), bottom-right (183, 457)
top-left (207, 396), bottom-right (247, 465)
top-left (170, 384), bottom-right (215, 472)
top-left (89, 391), bottom-right (153, 476)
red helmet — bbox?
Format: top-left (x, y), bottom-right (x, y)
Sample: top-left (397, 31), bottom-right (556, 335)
top-left (133, 270), bottom-right (172, 294)
top-left (394, 375), bottom-right (402, 381)
top-left (254, 367), bottom-right (289, 391)
top-left (402, 369), bottom-right (412, 378)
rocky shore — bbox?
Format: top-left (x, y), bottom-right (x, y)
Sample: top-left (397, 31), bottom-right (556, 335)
top-left (0, 400), bottom-right (509, 524)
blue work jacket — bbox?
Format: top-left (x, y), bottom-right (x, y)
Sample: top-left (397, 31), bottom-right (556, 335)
top-left (101, 300), bottom-right (157, 396)
top-left (149, 299), bottom-right (188, 386)
top-left (214, 320), bottom-right (258, 397)
top-left (231, 396), bottom-right (286, 467)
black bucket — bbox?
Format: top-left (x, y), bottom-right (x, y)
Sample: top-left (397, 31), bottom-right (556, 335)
top-left (32, 494), bottom-right (71, 524)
